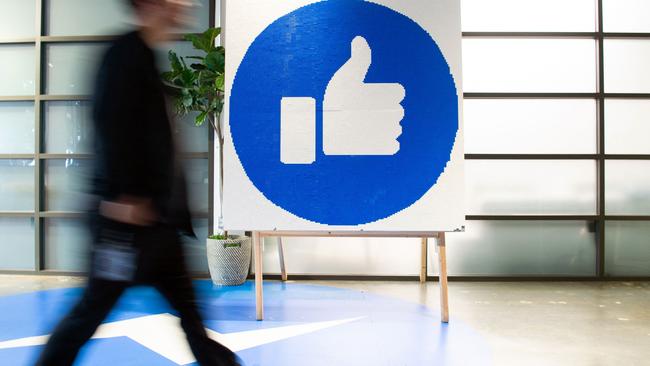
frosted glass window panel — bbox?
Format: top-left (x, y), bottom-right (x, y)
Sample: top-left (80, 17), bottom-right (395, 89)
top-left (183, 159), bottom-right (209, 214)
top-left (47, 0), bottom-right (212, 36)
top-left (0, 160), bottom-right (34, 211)
top-left (464, 99), bottom-right (597, 154)
top-left (215, 0), bottom-right (221, 29)
top-left (603, 0), bottom-right (650, 33)
top-left (0, 0), bottom-right (36, 38)
top-left (262, 237), bottom-right (420, 275)
top-left (182, 219), bottom-right (209, 273)
top-left (0, 46), bottom-right (35, 96)
top-left (0, 218), bottom-right (35, 270)
top-left (466, 160), bottom-right (597, 215)
top-left (0, 102), bottom-right (35, 154)
top-left (45, 101), bottom-right (93, 154)
top-left (605, 222), bottom-right (650, 276)
top-left (174, 112), bottom-right (209, 153)
top-left (604, 40), bottom-right (650, 93)
top-left (605, 161), bottom-right (650, 215)
top-left (461, 0), bottom-right (596, 32)
top-left (46, 0), bottom-right (134, 36)
top-left (428, 221), bottom-right (596, 276)
top-left (44, 219), bottom-right (90, 271)
top-left (45, 44), bottom-right (106, 95)
top-left (45, 159), bottom-right (94, 212)
top-left (605, 100), bottom-right (650, 154)
top-left (462, 39), bottom-right (597, 93)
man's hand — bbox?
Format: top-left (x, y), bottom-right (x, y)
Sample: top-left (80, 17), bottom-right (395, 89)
top-left (99, 195), bottom-right (158, 226)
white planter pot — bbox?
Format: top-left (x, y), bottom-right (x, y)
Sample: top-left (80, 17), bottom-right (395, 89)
top-left (206, 236), bottom-right (252, 286)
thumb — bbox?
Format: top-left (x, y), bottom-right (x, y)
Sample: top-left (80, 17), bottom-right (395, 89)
top-left (333, 36), bottom-right (372, 84)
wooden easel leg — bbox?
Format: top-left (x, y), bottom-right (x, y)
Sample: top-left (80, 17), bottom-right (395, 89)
top-left (437, 232), bottom-right (449, 323)
top-left (253, 232), bottom-right (264, 321)
top-left (420, 237), bottom-right (428, 283)
top-left (278, 237), bottom-right (288, 281)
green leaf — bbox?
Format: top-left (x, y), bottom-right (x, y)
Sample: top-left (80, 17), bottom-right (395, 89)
top-left (161, 71), bottom-right (174, 82)
top-left (199, 69), bottom-right (217, 79)
top-left (168, 50), bottom-right (182, 72)
top-left (182, 93), bottom-right (193, 107)
top-left (203, 27), bottom-right (221, 51)
top-left (162, 28), bottom-right (226, 129)
top-left (208, 234), bottom-right (230, 240)
top-left (195, 110), bottom-right (208, 126)
top-left (215, 73), bottom-right (225, 91)
top-left (184, 27), bottom-right (221, 53)
top-left (198, 72), bottom-right (216, 87)
top-left (180, 68), bottom-right (195, 85)
top-left (183, 34), bottom-right (206, 53)
top-left (214, 100), bottom-right (224, 114)
top-left (205, 51), bottom-right (225, 73)
top-left (172, 78), bottom-right (185, 87)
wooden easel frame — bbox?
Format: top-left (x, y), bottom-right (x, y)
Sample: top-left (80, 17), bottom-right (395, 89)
top-left (252, 231), bottom-right (450, 323)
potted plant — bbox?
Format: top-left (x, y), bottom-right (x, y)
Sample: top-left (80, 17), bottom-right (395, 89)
top-left (162, 27), bottom-right (251, 286)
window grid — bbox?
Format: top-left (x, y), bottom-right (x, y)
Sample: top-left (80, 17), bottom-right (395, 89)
top-left (1, 1), bottom-right (648, 278)
top-left (0, 0), bottom-right (216, 273)
top-left (464, 0), bottom-right (650, 279)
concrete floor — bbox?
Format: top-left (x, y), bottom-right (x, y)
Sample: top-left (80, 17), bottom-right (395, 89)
top-left (315, 280), bottom-right (650, 366)
top-left (1, 276), bottom-right (648, 366)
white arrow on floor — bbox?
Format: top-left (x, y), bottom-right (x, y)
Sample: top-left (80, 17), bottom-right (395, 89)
top-left (0, 313), bottom-right (364, 365)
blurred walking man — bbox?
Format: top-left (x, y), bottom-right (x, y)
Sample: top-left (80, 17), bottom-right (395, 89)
top-left (35, 1), bottom-right (241, 365)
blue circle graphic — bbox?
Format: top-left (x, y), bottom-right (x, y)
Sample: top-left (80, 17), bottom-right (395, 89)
top-left (230, 0), bottom-right (459, 225)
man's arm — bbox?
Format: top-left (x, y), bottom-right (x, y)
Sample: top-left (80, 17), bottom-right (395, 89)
top-left (94, 46), bottom-right (157, 226)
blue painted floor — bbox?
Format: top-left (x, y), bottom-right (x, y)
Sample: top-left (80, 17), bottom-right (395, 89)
top-left (0, 281), bottom-right (491, 366)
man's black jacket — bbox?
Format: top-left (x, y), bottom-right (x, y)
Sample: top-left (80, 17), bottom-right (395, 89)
top-left (92, 31), bottom-right (193, 235)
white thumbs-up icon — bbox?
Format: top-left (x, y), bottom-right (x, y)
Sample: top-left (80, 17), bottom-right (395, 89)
top-left (280, 36), bottom-right (406, 165)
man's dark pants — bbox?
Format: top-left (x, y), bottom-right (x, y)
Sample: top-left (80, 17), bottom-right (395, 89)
top-left (35, 220), bottom-right (235, 366)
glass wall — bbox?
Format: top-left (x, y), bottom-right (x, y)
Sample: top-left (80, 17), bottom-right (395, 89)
top-left (0, 0), bottom-right (214, 272)
top-left (1, 1), bottom-right (649, 277)
top-left (445, 221), bottom-right (596, 276)
top-left (452, 0), bottom-right (650, 277)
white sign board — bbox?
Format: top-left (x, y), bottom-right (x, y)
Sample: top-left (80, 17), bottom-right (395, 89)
top-left (224, 0), bottom-right (464, 232)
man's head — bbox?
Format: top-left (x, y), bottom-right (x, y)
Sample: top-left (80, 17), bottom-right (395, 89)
top-left (127, 0), bottom-right (194, 42)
